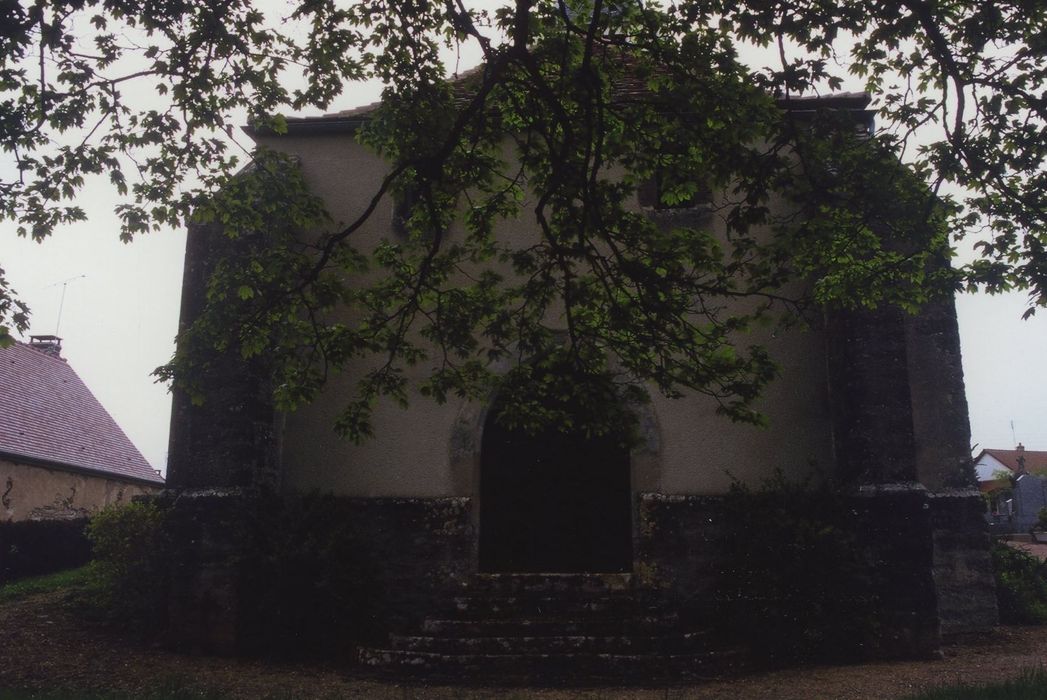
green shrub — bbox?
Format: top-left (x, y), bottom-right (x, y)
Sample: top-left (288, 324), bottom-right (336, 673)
top-left (85, 501), bottom-right (169, 630)
top-left (1037, 507), bottom-right (1047, 532)
top-left (992, 541), bottom-right (1047, 625)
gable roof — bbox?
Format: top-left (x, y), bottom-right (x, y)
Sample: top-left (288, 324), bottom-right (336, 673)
top-left (0, 341), bottom-right (163, 486)
top-left (974, 448), bottom-right (1047, 475)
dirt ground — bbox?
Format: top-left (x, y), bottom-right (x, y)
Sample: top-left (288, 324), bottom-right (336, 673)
top-left (1, 589), bottom-right (1046, 699)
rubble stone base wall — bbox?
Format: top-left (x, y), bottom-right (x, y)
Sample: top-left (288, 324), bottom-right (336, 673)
top-left (637, 489), bottom-right (945, 660)
top-left (930, 491), bottom-right (999, 636)
top-left (162, 490), bottom-right (474, 656)
top-left (162, 488), bottom-right (994, 661)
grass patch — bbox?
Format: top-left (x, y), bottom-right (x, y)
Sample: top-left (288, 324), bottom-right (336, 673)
top-left (0, 566), bottom-right (91, 605)
top-left (907, 668), bottom-right (1047, 699)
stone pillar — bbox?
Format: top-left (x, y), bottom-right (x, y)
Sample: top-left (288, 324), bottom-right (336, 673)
top-left (162, 490), bottom-right (246, 653)
top-left (824, 306), bottom-right (941, 657)
top-left (906, 293), bottom-right (998, 635)
top-left (166, 221), bottom-right (281, 492)
top-left (905, 294), bottom-right (976, 490)
top-left (825, 306), bottom-right (918, 485)
top-left (850, 484), bottom-right (941, 658)
top-left (163, 220), bottom-right (282, 653)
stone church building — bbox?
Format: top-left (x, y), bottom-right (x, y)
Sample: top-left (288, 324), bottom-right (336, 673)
top-left (165, 90), bottom-right (997, 676)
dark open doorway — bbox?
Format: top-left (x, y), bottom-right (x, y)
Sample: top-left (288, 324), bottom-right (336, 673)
top-left (478, 393), bottom-right (633, 573)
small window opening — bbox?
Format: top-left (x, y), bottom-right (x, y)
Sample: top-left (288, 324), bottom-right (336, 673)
top-left (392, 185), bottom-right (420, 238)
top-left (637, 172), bottom-right (712, 210)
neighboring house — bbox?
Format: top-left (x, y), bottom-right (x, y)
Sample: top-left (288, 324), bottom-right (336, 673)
top-left (0, 336), bottom-right (164, 522)
top-left (974, 444), bottom-right (1047, 487)
top-left (975, 445), bottom-right (1047, 530)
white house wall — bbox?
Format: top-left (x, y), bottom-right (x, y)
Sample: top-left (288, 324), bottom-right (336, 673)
top-left (974, 453), bottom-right (1009, 482)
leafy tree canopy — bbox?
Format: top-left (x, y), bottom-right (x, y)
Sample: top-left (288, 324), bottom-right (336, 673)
top-left (1, 0), bottom-right (1045, 439)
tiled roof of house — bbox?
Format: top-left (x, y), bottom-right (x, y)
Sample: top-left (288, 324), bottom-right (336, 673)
top-left (0, 340), bottom-right (163, 485)
top-left (976, 447), bottom-right (1047, 474)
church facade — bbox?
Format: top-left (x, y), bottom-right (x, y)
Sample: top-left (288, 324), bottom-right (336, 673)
top-left (163, 92), bottom-right (997, 675)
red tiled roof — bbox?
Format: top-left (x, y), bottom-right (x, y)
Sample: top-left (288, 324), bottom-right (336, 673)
top-left (0, 341), bottom-right (163, 485)
top-left (976, 448), bottom-right (1047, 474)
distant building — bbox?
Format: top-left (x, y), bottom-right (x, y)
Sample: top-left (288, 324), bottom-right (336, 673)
top-left (974, 444), bottom-right (1047, 531)
top-left (0, 336), bottom-right (164, 522)
top-left (974, 444), bottom-right (1047, 489)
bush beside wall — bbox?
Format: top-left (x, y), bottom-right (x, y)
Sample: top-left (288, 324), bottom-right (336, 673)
top-left (85, 501), bottom-right (170, 630)
top-left (991, 541), bottom-right (1047, 625)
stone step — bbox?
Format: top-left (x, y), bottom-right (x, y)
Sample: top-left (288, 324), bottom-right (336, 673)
top-left (420, 614), bottom-right (679, 637)
top-left (449, 593), bottom-right (658, 619)
top-left (390, 630), bottom-right (712, 655)
top-left (470, 572), bottom-right (634, 595)
top-left (357, 647), bottom-right (741, 681)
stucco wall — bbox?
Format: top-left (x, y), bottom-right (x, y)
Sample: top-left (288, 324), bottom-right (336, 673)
top-left (653, 327), bottom-right (834, 494)
top-left (0, 458), bottom-right (159, 522)
top-left (974, 453), bottom-right (1008, 483)
top-left (258, 132), bottom-right (835, 497)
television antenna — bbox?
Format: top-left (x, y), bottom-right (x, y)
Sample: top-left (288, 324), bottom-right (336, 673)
top-left (43, 274), bottom-right (86, 336)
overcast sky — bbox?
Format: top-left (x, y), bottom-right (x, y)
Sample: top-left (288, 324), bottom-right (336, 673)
top-left (1, 12), bottom-right (1045, 475)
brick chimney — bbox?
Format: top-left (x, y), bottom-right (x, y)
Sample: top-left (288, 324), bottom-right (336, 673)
top-left (1016, 442), bottom-right (1026, 474)
top-left (28, 335), bottom-right (63, 358)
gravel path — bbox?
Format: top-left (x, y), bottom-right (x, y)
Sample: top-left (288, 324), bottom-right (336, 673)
top-left (1, 590), bottom-right (1045, 699)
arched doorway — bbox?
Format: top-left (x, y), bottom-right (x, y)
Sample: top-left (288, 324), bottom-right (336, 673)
top-left (478, 392), bottom-right (633, 573)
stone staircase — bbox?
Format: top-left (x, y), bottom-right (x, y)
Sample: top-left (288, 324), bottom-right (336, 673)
top-left (357, 572), bottom-right (742, 683)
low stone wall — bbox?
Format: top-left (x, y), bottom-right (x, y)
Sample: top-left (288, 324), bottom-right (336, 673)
top-left (160, 487), bottom-right (995, 662)
top-left (277, 495), bottom-right (474, 641)
top-left (636, 488), bottom-right (944, 661)
top-left (634, 493), bottom-right (726, 621)
top-left (162, 490), bottom-right (474, 656)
